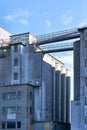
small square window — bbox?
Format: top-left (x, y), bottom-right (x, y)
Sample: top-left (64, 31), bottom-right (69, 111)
top-left (85, 97), bottom-right (87, 105)
top-left (85, 116), bottom-right (87, 124)
top-left (85, 40), bottom-right (87, 48)
top-left (85, 78), bottom-right (87, 86)
top-left (30, 92), bottom-right (32, 99)
top-left (17, 91), bottom-right (21, 99)
top-left (7, 92), bottom-right (16, 100)
top-left (85, 59), bottom-right (87, 67)
top-left (2, 121), bottom-right (6, 129)
top-left (2, 93), bottom-right (6, 100)
top-left (7, 107), bottom-right (16, 114)
top-left (17, 121), bottom-right (21, 128)
top-left (17, 106), bottom-right (21, 114)
top-left (2, 107), bottom-right (6, 115)
top-left (30, 106), bottom-right (32, 114)
top-left (14, 45), bottom-right (18, 52)
top-left (14, 59), bottom-right (18, 66)
top-left (14, 72), bottom-right (18, 80)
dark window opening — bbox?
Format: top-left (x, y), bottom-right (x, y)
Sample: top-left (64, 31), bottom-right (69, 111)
top-left (85, 97), bottom-right (87, 105)
top-left (85, 77), bottom-right (87, 86)
top-left (30, 106), bottom-right (32, 114)
top-left (17, 91), bottom-right (21, 99)
top-left (2, 93), bottom-right (6, 100)
top-left (85, 40), bottom-right (87, 48)
top-left (14, 45), bottom-right (18, 52)
top-left (30, 92), bottom-right (32, 99)
top-left (2, 121), bottom-right (6, 129)
top-left (2, 107), bottom-right (6, 115)
top-left (17, 107), bottom-right (21, 114)
top-left (17, 121), bottom-right (21, 128)
top-left (14, 72), bottom-right (18, 80)
top-left (85, 59), bottom-right (87, 67)
top-left (14, 59), bottom-right (18, 66)
top-left (7, 121), bottom-right (16, 128)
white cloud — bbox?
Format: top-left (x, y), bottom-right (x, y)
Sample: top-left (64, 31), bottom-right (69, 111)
top-left (45, 20), bottom-right (51, 27)
top-left (3, 15), bottom-right (14, 21)
top-left (2, 9), bottom-right (30, 25)
top-left (78, 22), bottom-right (87, 28)
top-left (19, 19), bottom-right (28, 25)
top-left (61, 10), bottom-right (73, 25)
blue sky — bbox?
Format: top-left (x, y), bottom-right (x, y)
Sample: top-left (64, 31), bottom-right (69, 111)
top-left (0, 0), bottom-right (87, 100)
top-left (0, 0), bottom-right (87, 35)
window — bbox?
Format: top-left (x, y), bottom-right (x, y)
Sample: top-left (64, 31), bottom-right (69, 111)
top-left (2, 93), bottom-right (6, 100)
top-left (85, 78), bottom-right (87, 86)
top-left (2, 107), bottom-right (6, 115)
top-left (7, 92), bottom-right (16, 100)
top-left (30, 92), bottom-right (32, 99)
top-left (85, 116), bottom-right (87, 124)
top-left (17, 107), bottom-right (21, 114)
top-left (7, 121), bottom-right (16, 128)
top-left (85, 59), bottom-right (87, 67)
top-left (85, 97), bottom-right (87, 105)
top-left (14, 45), bottom-right (18, 52)
top-left (14, 59), bottom-right (18, 66)
top-left (17, 91), bottom-right (21, 99)
top-left (14, 72), bottom-right (18, 80)
top-left (7, 107), bottom-right (16, 114)
top-left (2, 121), bottom-right (6, 129)
top-left (30, 106), bottom-right (32, 114)
top-left (17, 121), bottom-right (21, 128)
top-left (85, 40), bottom-right (87, 48)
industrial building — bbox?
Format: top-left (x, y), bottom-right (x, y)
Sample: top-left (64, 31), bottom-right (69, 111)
top-left (34, 26), bottom-right (87, 130)
top-left (0, 27), bottom-right (71, 130)
top-left (71, 27), bottom-right (87, 130)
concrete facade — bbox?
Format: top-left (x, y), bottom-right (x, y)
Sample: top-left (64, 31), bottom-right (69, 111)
top-left (0, 27), bottom-right (71, 130)
top-left (71, 27), bottom-right (87, 130)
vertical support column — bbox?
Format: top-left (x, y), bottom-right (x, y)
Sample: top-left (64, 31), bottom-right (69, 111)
top-left (78, 27), bottom-right (87, 129)
top-left (55, 63), bottom-right (61, 122)
top-left (61, 66), bottom-right (66, 123)
top-left (34, 87), bottom-right (41, 121)
top-left (74, 41), bottom-right (80, 100)
top-left (66, 69), bottom-right (71, 123)
top-left (51, 60), bottom-right (56, 121)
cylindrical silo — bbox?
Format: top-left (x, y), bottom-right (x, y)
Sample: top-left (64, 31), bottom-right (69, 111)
top-left (55, 63), bottom-right (61, 122)
top-left (51, 60), bottom-right (56, 121)
top-left (66, 69), bottom-right (71, 123)
top-left (61, 66), bottom-right (66, 123)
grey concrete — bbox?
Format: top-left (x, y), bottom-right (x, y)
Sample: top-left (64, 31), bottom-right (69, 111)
top-left (61, 67), bottom-right (66, 123)
top-left (66, 69), bottom-right (71, 123)
top-left (73, 40), bottom-right (80, 100)
top-left (0, 27), bottom-right (71, 130)
top-left (71, 28), bottom-right (87, 130)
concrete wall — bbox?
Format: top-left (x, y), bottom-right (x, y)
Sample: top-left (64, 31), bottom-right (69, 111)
top-left (0, 30), bottom-right (71, 130)
top-left (72, 28), bottom-right (87, 130)
top-left (0, 84), bottom-right (33, 130)
top-left (71, 101), bottom-right (81, 130)
top-left (74, 40), bottom-right (80, 100)
top-left (0, 49), bottom-right (11, 84)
